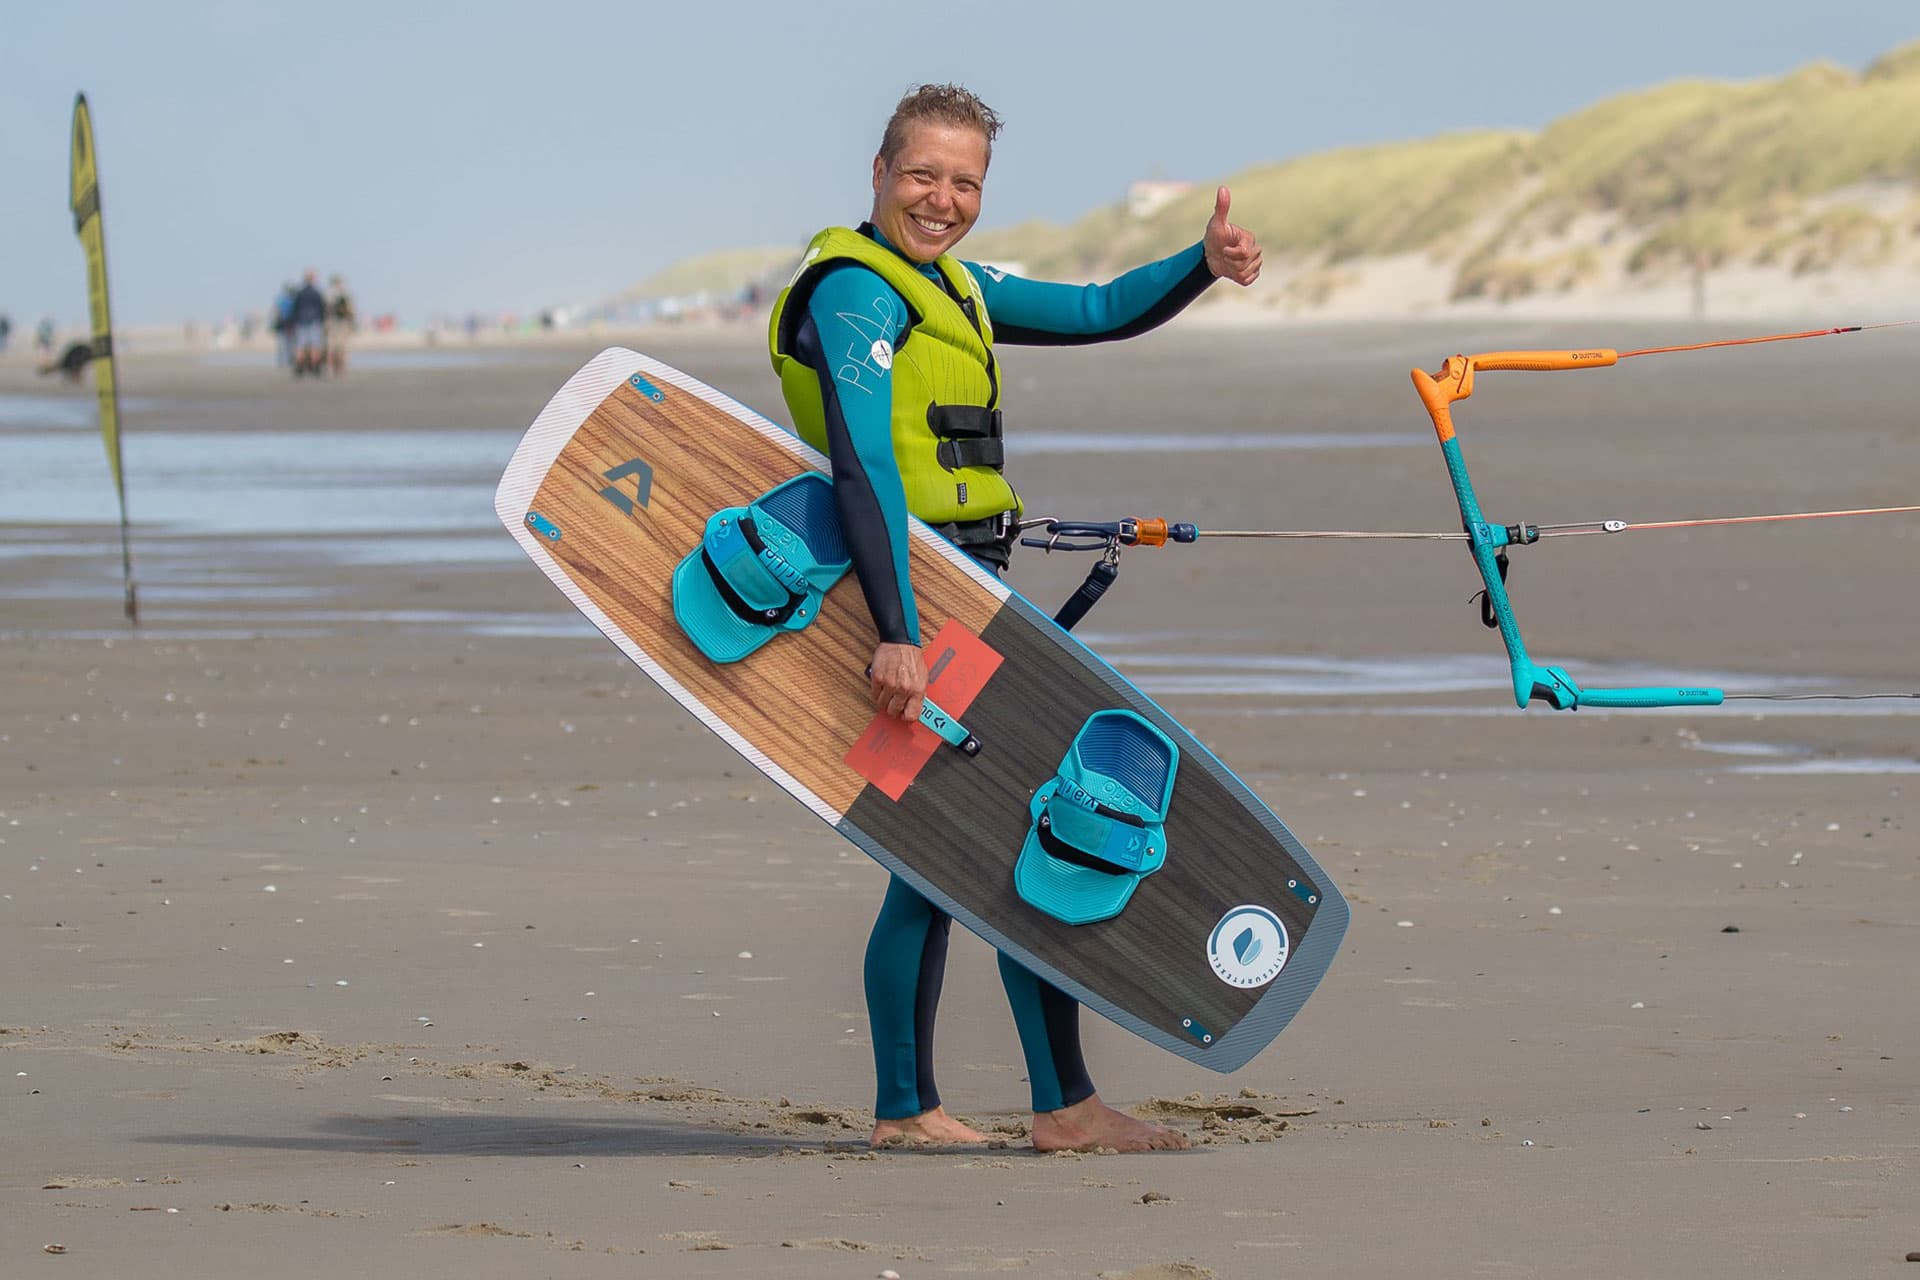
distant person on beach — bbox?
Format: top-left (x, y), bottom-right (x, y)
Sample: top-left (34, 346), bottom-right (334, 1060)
top-left (290, 271), bottom-right (328, 377)
top-left (326, 275), bottom-right (356, 375)
top-left (37, 340), bottom-right (93, 381)
top-left (767, 83), bottom-right (1262, 1154)
top-left (273, 285), bottom-right (296, 367)
top-left (36, 317), bottom-right (56, 357)
top-left (0, 312), bottom-right (12, 353)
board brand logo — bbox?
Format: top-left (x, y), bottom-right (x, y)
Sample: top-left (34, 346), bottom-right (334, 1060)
top-left (1207, 905), bottom-right (1289, 989)
top-left (598, 458), bottom-right (653, 515)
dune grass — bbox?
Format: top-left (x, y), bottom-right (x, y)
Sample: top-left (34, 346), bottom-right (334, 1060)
top-left (630, 40), bottom-right (1920, 302)
top-left (1004, 39), bottom-right (1920, 288)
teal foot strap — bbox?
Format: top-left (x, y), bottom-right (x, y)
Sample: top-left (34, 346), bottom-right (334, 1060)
top-left (1015, 710), bottom-right (1179, 925)
top-left (671, 473), bottom-right (851, 664)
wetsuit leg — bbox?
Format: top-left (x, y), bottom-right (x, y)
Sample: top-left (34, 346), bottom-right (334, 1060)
top-left (862, 801), bottom-right (1093, 1121)
top-left (864, 873), bottom-right (952, 1119)
top-left (997, 954), bottom-right (1096, 1114)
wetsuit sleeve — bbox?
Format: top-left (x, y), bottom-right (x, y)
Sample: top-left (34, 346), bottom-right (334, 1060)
top-left (967, 242), bottom-right (1214, 346)
top-left (791, 264), bottom-right (920, 647)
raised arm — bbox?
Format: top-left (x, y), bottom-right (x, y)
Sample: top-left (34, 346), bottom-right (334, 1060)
top-left (971, 244), bottom-right (1213, 346)
top-left (975, 186), bottom-right (1261, 345)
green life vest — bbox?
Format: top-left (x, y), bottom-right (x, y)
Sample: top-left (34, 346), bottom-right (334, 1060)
top-left (768, 226), bottom-right (1019, 526)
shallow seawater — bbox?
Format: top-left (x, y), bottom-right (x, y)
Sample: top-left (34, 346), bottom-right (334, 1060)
top-left (4, 399), bottom-right (1913, 728)
top-left (1011, 430), bottom-right (1426, 455)
top-left (1, 427), bottom-right (516, 536)
top-left (0, 393), bottom-right (167, 429)
top-left (195, 349), bottom-right (568, 372)
top-left (0, 404), bottom-right (1426, 634)
top-left (1681, 737), bottom-right (1920, 773)
top-left (1078, 631), bottom-right (1918, 710)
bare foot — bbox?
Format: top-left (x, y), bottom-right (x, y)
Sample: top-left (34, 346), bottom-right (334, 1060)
top-left (1031, 1094), bottom-right (1190, 1153)
top-left (869, 1105), bottom-right (989, 1148)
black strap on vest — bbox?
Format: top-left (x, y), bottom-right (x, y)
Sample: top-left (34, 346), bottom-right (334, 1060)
top-left (699, 517), bottom-right (806, 626)
top-left (927, 404), bottom-right (999, 437)
top-left (1035, 800), bottom-right (1147, 875)
top-left (928, 403), bottom-right (1005, 470)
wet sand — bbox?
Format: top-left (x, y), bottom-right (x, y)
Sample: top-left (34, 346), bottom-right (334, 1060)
top-left (3, 324), bottom-right (1917, 1277)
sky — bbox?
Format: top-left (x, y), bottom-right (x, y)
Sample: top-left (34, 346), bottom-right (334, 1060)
top-left (4, 1), bottom-right (1917, 328)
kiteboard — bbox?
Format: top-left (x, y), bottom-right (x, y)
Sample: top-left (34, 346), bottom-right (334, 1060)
top-left (494, 348), bottom-right (1347, 1071)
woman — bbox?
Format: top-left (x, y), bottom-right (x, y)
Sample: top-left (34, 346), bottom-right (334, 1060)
top-left (768, 83), bottom-right (1262, 1152)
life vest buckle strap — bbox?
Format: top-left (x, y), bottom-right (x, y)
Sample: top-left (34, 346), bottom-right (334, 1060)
top-left (926, 403), bottom-right (1003, 440)
top-left (936, 437), bottom-right (1005, 471)
top-left (928, 405), bottom-right (1004, 470)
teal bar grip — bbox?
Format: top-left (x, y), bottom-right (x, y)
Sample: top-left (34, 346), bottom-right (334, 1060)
top-left (1527, 664), bottom-right (1725, 709)
top-left (1576, 686), bottom-right (1725, 709)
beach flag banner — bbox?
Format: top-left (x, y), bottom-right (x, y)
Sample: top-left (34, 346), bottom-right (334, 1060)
top-left (69, 92), bottom-right (138, 623)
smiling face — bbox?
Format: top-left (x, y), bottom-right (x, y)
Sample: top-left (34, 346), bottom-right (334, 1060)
top-left (870, 121), bottom-right (988, 264)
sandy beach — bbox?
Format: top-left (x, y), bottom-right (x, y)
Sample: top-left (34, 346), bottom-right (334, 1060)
top-left (3, 322), bottom-right (1916, 1277)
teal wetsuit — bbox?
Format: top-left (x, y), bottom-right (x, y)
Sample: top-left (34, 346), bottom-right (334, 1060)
top-left (790, 225), bottom-right (1215, 1119)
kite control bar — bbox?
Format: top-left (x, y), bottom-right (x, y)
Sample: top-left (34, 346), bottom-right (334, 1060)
top-left (1003, 317), bottom-right (1920, 708)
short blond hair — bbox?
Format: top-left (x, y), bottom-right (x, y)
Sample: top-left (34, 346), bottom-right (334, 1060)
top-left (878, 84), bottom-right (1003, 167)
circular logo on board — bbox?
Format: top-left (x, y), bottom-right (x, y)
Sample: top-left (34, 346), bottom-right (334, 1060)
top-left (1207, 906), bottom-right (1289, 989)
top-left (870, 339), bottom-right (893, 370)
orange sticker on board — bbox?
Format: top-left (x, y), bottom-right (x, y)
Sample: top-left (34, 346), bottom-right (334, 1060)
top-left (844, 620), bottom-right (1003, 801)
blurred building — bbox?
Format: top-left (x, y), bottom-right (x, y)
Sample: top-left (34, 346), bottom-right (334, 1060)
top-left (1127, 179), bottom-right (1192, 219)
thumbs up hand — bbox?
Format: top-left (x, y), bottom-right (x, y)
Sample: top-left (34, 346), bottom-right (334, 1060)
top-left (1203, 185), bottom-right (1262, 286)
